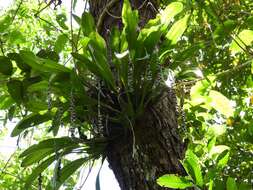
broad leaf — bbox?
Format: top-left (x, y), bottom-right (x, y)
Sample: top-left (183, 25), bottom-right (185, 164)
top-left (56, 14), bottom-right (68, 30)
top-left (166, 14), bottom-right (190, 45)
top-left (209, 145), bottom-right (230, 158)
top-left (0, 95), bottom-right (14, 110)
top-left (122, 0), bottom-right (139, 49)
top-left (7, 53), bottom-right (31, 72)
top-left (183, 150), bottom-right (204, 187)
top-left (157, 174), bottom-right (193, 189)
top-left (216, 150), bottom-right (230, 169)
top-left (96, 157), bottom-right (105, 190)
top-left (21, 148), bottom-right (54, 167)
top-left (7, 80), bottom-right (23, 104)
top-left (48, 158), bottom-right (88, 190)
top-left (11, 112), bottom-right (51, 137)
top-left (24, 156), bottom-right (55, 189)
top-left (0, 15), bottom-right (11, 32)
top-left (0, 56), bottom-right (13, 75)
top-left (209, 90), bottom-right (234, 118)
top-left (20, 51), bottom-right (70, 73)
top-left (230, 30), bottom-right (253, 54)
top-left (54, 34), bottom-right (68, 53)
top-left (19, 137), bottom-right (78, 158)
top-left (81, 12), bottom-right (95, 36)
top-left (160, 2), bottom-right (184, 26)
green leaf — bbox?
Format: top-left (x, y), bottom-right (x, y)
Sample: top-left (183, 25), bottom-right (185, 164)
top-left (226, 177), bottom-right (238, 190)
top-left (19, 137), bottom-right (78, 158)
top-left (216, 150), bottom-right (230, 169)
top-left (183, 150), bottom-right (204, 187)
top-left (21, 148), bottom-right (54, 167)
top-left (0, 95), bottom-right (14, 110)
top-left (7, 53), bottom-right (31, 72)
top-left (72, 52), bottom-right (114, 88)
top-left (7, 80), bottom-right (23, 104)
top-left (208, 180), bottom-right (214, 190)
top-left (0, 15), bottom-right (11, 33)
top-left (213, 19), bottom-right (237, 40)
top-left (238, 183), bottom-right (252, 190)
top-left (86, 33), bottom-right (116, 89)
top-left (251, 60), bottom-right (253, 74)
top-left (54, 34), bottom-right (68, 53)
top-left (36, 49), bottom-right (59, 62)
top-left (95, 157), bottom-right (105, 190)
top-left (20, 51), bottom-right (70, 73)
top-left (209, 145), bottom-right (230, 158)
top-left (72, 14), bottom-right (81, 25)
top-left (166, 14), bottom-right (190, 45)
top-left (8, 30), bottom-right (26, 44)
top-left (160, 2), bottom-right (184, 26)
top-left (230, 30), bottom-right (253, 54)
top-left (56, 14), bottom-right (68, 30)
top-left (157, 174), bottom-right (193, 189)
top-left (11, 113), bottom-right (51, 137)
top-left (209, 90), bottom-right (234, 118)
top-left (0, 56), bottom-right (13, 75)
top-left (122, 0), bottom-right (139, 49)
top-left (49, 158), bottom-right (88, 190)
top-left (27, 80), bottom-right (48, 92)
top-left (24, 156), bottom-right (55, 189)
top-left (81, 12), bottom-right (95, 36)
top-left (207, 136), bottom-right (216, 152)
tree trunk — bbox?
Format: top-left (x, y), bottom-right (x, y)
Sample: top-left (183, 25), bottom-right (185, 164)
top-left (88, 1), bottom-right (186, 189)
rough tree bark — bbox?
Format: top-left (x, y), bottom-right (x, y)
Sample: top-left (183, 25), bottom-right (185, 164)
top-left (88, 1), bottom-right (186, 189)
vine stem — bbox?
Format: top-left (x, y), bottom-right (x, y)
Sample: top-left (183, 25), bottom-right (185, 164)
top-left (96, 0), bottom-right (118, 34)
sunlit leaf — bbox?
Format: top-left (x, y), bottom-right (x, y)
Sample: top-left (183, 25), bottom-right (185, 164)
top-left (183, 150), bottom-right (204, 187)
top-left (230, 30), bottom-right (253, 54)
top-left (209, 145), bottom-right (230, 158)
top-left (160, 2), bottom-right (184, 25)
top-left (122, 0), bottom-right (139, 49)
top-left (216, 150), bottom-right (230, 169)
top-left (157, 174), bottom-right (193, 189)
top-left (166, 14), bottom-right (190, 45)
top-left (209, 90), bottom-right (234, 118)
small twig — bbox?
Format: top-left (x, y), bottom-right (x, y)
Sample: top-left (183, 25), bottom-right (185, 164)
top-left (34, 0), bottom-right (54, 17)
top-left (36, 15), bottom-right (73, 45)
top-left (11, 0), bottom-right (23, 23)
top-left (0, 151), bottom-right (16, 178)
